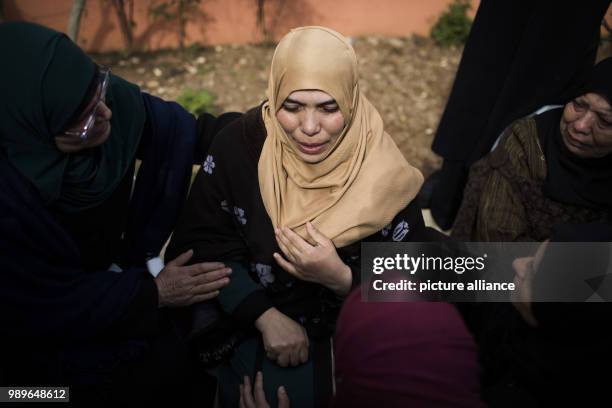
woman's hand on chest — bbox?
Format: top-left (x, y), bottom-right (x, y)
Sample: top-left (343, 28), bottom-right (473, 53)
top-left (273, 222), bottom-right (352, 296)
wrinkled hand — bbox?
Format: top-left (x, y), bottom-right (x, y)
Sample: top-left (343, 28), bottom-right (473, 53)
top-left (240, 372), bottom-right (290, 408)
top-left (511, 256), bottom-right (538, 327)
top-left (155, 249), bottom-right (231, 308)
top-left (274, 222), bottom-right (352, 295)
top-left (511, 241), bottom-right (549, 327)
top-left (255, 308), bottom-right (309, 367)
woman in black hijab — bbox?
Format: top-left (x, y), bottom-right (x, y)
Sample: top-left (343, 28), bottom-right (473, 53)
top-left (427, 0), bottom-right (610, 230)
top-left (0, 22), bottom-right (238, 406)
top-left (453, 57), bottom-right (612, 242)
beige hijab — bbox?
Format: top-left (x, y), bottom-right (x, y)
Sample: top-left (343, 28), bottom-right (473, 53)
top-left (258, 26), bottom-right (423, 248)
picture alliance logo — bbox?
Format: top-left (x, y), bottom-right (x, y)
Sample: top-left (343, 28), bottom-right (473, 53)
top-left (371, 253), bottom-right (488, 275)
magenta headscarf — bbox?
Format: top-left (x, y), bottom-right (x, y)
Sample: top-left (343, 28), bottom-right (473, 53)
top-left (331, 289), bottom-right (484, 408)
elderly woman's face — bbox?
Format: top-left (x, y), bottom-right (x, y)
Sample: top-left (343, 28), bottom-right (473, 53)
top-left (276, 90), bottom-right (345, 163)
top-left (560, 92), bottom-right (612, 158)
top-left (54, 83), bottom-right (113, 153)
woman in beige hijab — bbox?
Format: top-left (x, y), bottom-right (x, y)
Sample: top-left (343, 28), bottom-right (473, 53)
top-left (167, 26), bottom-right (424, 408)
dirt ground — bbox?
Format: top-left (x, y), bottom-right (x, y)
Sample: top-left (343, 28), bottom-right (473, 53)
top-left (96, 35), bottom-right (463, 178)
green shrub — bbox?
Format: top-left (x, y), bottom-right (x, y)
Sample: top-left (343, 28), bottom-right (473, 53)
top-left (431, 0), bottom-right (472, 47)
top-left (176, 88), bottom-right (216, 116)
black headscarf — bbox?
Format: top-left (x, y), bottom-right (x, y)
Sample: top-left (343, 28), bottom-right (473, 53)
top-left (536, 57), bottom-right (612, 210)
top-left (0, 22), bottom-right (145, 212)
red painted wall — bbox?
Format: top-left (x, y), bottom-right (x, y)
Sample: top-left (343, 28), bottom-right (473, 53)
top-left (4, 0), bottom-right (479, 51)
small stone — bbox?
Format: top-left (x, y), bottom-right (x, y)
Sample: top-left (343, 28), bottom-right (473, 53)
top-left (366, 37), bottom-right (379, 46)
top-left (136, 67), bottom-right (146, 75)
top-left (185, 65), bottom-right (198, 74)
top-left (118, 60), bottom-right (127, 66)
top-left (146, 80), bottom-right (160, 88)
top-left (157, 87), bottom-right (166, 94)
top-left (389, 38), bottom-right (404, 48)
top-left (239, 57), bottom-right (248, 66)
top-left (239, 85), bottom-right (246, 91)
top-left (153, 68), bottom-right (163, 77)
top-left (425, 128), bottom-right (433, 135)
top-left (130, 56), bottom-right (140, 64)
top-left (196, 56), bottom-right (206, 64)
top-left (214, 45), bottom-right (223, 53)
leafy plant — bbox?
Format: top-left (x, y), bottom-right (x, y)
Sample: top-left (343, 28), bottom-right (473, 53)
top-left (176, 88), bottom-right (216, 116)
top-left (431, 0), bottom-right (472, 47)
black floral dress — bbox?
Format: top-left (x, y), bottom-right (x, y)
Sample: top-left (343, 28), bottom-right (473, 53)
top-left (167, 104), bottom-right (426, 407)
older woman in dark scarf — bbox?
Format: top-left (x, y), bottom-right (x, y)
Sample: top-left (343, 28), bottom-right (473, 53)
top-left (0, 22), bottom-right (238, 406)
top-left (453, 57), bottom-right (612, 242)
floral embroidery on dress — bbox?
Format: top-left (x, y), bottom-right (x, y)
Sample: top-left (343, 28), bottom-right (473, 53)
top-left (251, 263), bottom-right (275, 287)
top-left (233, 206), bottom-right (247, 225)
top-left (381, 223), bottom-right (392, 237)
top-left (202, 155), bottom-right (215, 174)
top-left (392, 221), bottom-right (410, 242)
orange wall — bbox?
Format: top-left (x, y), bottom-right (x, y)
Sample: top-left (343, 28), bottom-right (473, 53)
top-left (4, 0), bottom-right (478, 52)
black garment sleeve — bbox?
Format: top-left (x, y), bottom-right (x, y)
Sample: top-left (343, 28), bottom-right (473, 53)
top-left (138, 106), bottom-right (242, 164)
top-left (105, 273), bottom-right (161, 339)
top-left (135, 111), bottom-right (152, 161)
top-left (376, 199), bottom-right (427, 243)
top-left (166, 122), bottom-right (274, 327)
top-left (346, 199), bottom-right (428, 289)
top-left (195, 111), bottom-right (243, 163)
top-left (224, 285), bottom-right (275, 329)
top-left (166, 133), bottom-right (247, 263)
top-left (344, 256), bottom-right (362, 291)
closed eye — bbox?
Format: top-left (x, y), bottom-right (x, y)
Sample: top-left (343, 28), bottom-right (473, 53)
top-left (282, 103), bottom-right (300, 112)
top-left (598, 118), bottom-right (612, 128)
top-left (572, 100), bottom-right (587, 111)
top-left (320, 104), bottom-right (339, 113)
